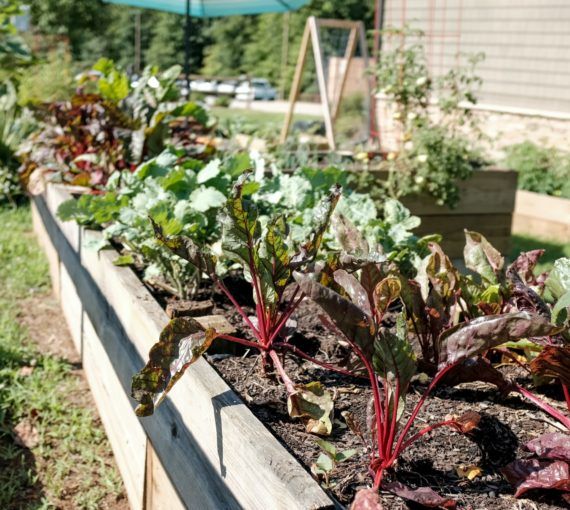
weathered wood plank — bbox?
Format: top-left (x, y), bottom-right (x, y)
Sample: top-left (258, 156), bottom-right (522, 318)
top-left (59, 262), bottom-right (83, 355)
top-left (31, 199), bottom-right (60, 299)
top-left (513, 190), bottom-right (570, 241)
top-left (367, 169), bottom-right (518, 216)
top-left (83, 312), bottom-right (147, 510)
top-left (45, 184), bottom-right (82, 252)
top-left (144, 441), bottom-right (185, 510)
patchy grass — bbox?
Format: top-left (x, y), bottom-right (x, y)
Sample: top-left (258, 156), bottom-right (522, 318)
top-left (510, 233), bottom-right (570, 273)
top-left (0, 205), bottom-right (125, 509)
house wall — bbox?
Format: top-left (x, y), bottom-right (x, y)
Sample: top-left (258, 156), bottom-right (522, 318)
top-left (382, 0), bottom-right (570, 117)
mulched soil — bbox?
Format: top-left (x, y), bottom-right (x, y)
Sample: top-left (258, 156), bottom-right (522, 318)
top-left (16, 294), bottom-right (129, 510)
top-left (164, 279), bottom-right (570, 510)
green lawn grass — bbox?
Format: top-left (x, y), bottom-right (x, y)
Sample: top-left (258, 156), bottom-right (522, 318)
top-left (210, 106), bottom-right (320, 125)
top-left (510, 234), bottom-right (570, 273)
top-left (0, 205), bottom-right (124, 509)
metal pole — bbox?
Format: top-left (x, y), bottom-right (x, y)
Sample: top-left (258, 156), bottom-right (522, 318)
top-left (184, 0), bottom-right (191, 97)
top-left (279, 12), bottom-right (290, 100)
top-left (134, 11), bottom-right (141, 75)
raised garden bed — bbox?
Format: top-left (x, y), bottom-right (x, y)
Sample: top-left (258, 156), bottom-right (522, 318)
top-left (30, 181), bottom-right (570, 510)
top-left (369, 168), bottom-right (518, 258)
top-left (31, 183), bottom-right (334, 510)
top-left (513, 190), bottom-right (570, 241)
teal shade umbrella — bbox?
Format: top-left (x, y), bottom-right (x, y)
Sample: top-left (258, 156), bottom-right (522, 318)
top-left (105, 0), bottom-right (309, 16)
top-left (104, 0), bottom-right (309, 91)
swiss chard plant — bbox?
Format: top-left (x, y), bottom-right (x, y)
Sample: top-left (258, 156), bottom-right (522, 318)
top-left (130, 175), bottom-right (345, 434)
top-left (295, 262), bottom-right (561, 507)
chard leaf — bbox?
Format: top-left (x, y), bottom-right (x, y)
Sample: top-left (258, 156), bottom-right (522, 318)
top-left (290, 184), bottom-right (341, 268)
top-left (151, 218), bottom-right (216, 274)
top-left (294, 272), bottom-right (376, 360)
top-left (350, 488), bottom-right (383, 510)
top-left (501, 459), bottom-right (570, 498)
top-left (373, 276), bottom-right (402, 317)
top-left (438, 312), bottom-right (560, 369)
top-left (530, 345), bottom-right (570, 387)
top-left (525, 433), bottom-right (570, 462)
top-left (383, 481), bottom-right (456, 509)
top-left (373, 315), bottom-right (416, 422)
top-left (221, 174), bottom-right (260, 266)
top-left (332, 213), bottom-right (369, 254)
top-left (334, 269), bottom-right (371, 315)
top-left (464, 230), bottom-right (504, 283)
top-left (509, 249), bottom-right (545, 284)
top-left (131, 318), bottom-right (218, 416)
top-left (287, 381), bottom-right (334, 436)
top-left (259, 215), bottom-right (290, 304)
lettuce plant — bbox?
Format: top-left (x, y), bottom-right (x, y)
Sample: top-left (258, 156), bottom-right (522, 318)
top-left (131, 176), bottom-right (343, 434)
top-left (293, 249), bottom-right (560, 505)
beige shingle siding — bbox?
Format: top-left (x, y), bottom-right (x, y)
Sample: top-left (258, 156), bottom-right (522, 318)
top-left (383, 0), bottom-right (570, 115)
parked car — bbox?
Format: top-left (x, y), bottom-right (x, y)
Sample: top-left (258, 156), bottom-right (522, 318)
top-left (216, 80), bottom-right (238, 96)
top-left (191, 79), bottom-right (216, 94)
top-left (235, 79), bottom-right (277, 101)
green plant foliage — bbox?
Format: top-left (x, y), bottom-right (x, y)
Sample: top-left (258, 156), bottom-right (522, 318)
top-left (503, 141), bottom-right (570, 199)
top-left (371, 27), bottom-right (488, 208)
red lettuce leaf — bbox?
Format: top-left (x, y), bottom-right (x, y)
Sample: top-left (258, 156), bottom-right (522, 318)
top-left (383, 481), bottom-right (456, 509)
top-left (525, 433), bottom-right (570, 462)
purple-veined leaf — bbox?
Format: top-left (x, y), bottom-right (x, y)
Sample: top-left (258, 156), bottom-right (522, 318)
top-left (525, 433), bottom-right (570, 462)
top-left (350, 488), bottom-right (383, 510)
top-left (373, 276), bottom-right (402, 317)
top-left (438, 311), bottom-right (560, 369)
top-left (290, 184), bottom-right (341, 268)
top-left (383, 481), bottom-right (456, 509)
top-left (151, 217), bottom-right (216, 274)
top-left (334, 269), bottom-right (371, 315)
top-left (287, 381), bottom-right (334, 436)
top-left (464, 230), bottom-right (504, 284)
top-left (332, 213), bottom-right (370, 255)
top-left (509, 250), bottom-right (545, 284)
top-left (294, 272), bottom-right (376, 360)
top-left (259, 215), bottom-right (291, 304)
top-left (131, 318), bottom-right (218, 416)
top-left (221, 173), bottom-right (261, 266)
top-left (440, 356), bottom-right (514, 395)
top-left (530, 345), bottom-right (570, 387)
top-left (501, 458), bottom-right (570, 497)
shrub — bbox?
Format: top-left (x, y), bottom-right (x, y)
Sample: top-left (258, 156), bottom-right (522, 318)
top-left (503, 141), bottom-right (570, 199)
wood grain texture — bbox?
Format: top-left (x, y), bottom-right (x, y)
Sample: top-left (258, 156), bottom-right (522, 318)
top-left (83, 312), bottom-right (147, 509)
top-left (513, 190), bottom-right (570, 241)
top-left (59, 262), bottom-right (83, 354)
top-left (31, 200), bottom-right (60, 299)
top-left (36, 184), bottom-right (335, 510)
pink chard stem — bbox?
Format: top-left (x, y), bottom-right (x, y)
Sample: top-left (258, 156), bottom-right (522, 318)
top-left (516, 383), bottom-right (570, 430)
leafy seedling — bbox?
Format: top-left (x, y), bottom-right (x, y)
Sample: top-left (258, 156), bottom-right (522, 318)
top-left (311, 439), bottom-right (357, 488)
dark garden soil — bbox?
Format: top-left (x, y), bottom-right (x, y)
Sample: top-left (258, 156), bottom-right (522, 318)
top-left (161, 280), bottom-right (570, 510)
top-left (16, 294), bottom-right (129, 510)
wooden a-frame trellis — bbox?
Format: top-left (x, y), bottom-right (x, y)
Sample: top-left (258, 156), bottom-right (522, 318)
top-left (280, 16), bottom-right (372, 150)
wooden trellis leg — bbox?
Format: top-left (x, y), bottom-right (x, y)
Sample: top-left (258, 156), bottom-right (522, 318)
top-left (280, 20), bottom-right (311, 144)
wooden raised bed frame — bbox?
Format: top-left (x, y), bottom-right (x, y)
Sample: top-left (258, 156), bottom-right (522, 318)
top-left (31, 183), bottom-right (334, 510)
top-left (512, 189), bottom-right (570, 242)
top-left (370, 168), bottom-right (518, 258)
